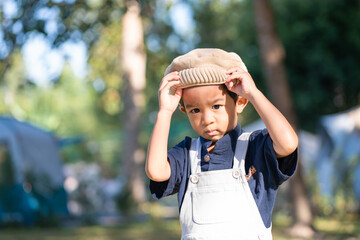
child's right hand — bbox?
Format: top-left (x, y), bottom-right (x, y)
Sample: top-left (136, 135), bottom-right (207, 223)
top-left (158, 72), bottom-right (182, 113)
top-left (225, 67), bottom-right (258, 101)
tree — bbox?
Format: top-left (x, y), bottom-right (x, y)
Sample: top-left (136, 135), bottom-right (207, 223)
top-left (252, 0), bottom-right (314, 237)
top-left (120, 0), bottom-right (147, 210)
top-left (274, 0), bottom-right (360, 131)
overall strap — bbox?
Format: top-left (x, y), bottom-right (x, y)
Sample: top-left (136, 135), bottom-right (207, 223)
top-left (189, 131), bottom-right (252, 174)
top-left (189, 138), bottom-right (202, 174)
top-left (233, 131), bottom-right (252, 169)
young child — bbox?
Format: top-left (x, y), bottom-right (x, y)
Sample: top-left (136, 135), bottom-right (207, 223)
top-left (145, 48), bottom-right (298, 240)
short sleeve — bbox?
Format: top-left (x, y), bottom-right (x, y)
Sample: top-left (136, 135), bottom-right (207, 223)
top-left (247, 129), bottom-right (298, 187)
top-left (246, 129), bottom-right (298, 228)
top-left (149, 137), bottom-right (192, 200)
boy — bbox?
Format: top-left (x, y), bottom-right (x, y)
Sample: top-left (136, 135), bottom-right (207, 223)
top-left (146, 48), bottom-right (298, 240)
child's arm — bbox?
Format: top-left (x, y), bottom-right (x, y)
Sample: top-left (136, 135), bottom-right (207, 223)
top-left (145, 72), bottom-right (182, 182)
top-left (225, 67), bottom-right (298, 158)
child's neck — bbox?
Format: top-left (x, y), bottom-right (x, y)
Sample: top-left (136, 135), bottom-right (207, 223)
top-left (207, 142), bottom-right (216, 153)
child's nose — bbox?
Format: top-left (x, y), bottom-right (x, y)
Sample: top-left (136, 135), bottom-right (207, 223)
top-left (202, 110), bottom-right (215, 125)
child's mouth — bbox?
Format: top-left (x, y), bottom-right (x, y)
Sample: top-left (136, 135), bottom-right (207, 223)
top-left (206, 130), bottom-right (217, 136)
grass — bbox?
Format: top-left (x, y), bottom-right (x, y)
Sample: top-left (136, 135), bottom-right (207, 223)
top-left (0, 220), bottom-right (181, 240)
top-left (0, 215), bottom-right (359, 240)
top-left (272, 214), bottom-right (360, 240)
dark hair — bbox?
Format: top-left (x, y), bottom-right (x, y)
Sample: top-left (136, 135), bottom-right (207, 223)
top-left (179, 84), bottom-right (238, 108)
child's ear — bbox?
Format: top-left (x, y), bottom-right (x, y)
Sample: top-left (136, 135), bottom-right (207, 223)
top-left (179, 105), bottom-right (186, 113)
top-left (236, 97), bottom-right (248, 114)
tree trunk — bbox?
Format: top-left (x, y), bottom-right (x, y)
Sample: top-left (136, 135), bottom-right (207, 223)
top-left (121, 0), bottom-right (147, 210)
top-left (252, 0), bottom-right (314, 237)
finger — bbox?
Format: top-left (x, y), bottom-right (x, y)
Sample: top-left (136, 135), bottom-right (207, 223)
top-left (167, 83), bottom-right (182, 96)
top-left (160, 71), bottom-right (180, 84)
top-left (159, 72), bottom-right (180, 89)
top-left (226, 67), bottom-right (246, 75)
top-left (226, 72), bottom-right (248, 82)
top-left (225, 79), bottom-right (239, 90)
top-left (225, 81), bottom-right (238, 94)
top-left (174, 88), bottom-right (183, 97)
top-left (159, 78), bottom-right (182, 94)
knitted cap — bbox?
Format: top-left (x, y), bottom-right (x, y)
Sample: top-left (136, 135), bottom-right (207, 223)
top-left (165, 48), bottom-right (248, 94)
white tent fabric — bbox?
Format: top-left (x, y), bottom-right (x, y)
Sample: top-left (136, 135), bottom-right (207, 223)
top-left (317, 106), bottom-right (360, 199)
top-left (0, 117), bottom-right (64, 196)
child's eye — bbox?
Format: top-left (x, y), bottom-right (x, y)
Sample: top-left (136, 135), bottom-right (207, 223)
top-left (213, 105), bottom-right (222, 110)
top-left (190, 108), bottom-right (200, 114)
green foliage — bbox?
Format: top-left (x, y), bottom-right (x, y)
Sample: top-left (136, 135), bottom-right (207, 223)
top-left (0, 0), bottom-right (125, 55)
top-left (88, 21), bottom-right (123, 116)
top-left (274, 0), bottom-right (360, 131)
top-left (0, 144), bottom-right (14, 186)
top-left (115, 185), bottom-right (138, 217)
top-left (0, 54), bottom-right (121, 168)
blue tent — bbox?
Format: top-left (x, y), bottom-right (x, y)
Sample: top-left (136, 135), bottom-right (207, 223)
top-left (0, 116), bottom-right (68, 225)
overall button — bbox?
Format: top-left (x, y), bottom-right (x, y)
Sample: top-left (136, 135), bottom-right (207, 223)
top-left (190, 175), bottom-right (199, 184)
top-left (204, 154), bottom-right (210, 162)
top-left (258, 234), bottom-right (265, 240)
top-left (232, 169), bottom-right (241, 179)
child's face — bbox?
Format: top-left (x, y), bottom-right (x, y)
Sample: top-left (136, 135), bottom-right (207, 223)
top-left (180, 85), bottom-right (247, 142)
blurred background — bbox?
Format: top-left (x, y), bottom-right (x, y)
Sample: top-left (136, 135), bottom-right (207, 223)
top-left (0, 0), bottom-right (359, 239)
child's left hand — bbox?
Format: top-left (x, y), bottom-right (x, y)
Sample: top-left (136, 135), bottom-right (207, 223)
top-left (225, 67), bottom-right (258, 100)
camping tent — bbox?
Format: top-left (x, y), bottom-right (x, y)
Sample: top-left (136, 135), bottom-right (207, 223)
top-left (317, 106), bottom-right (360, 200)
top-left (0, 116), bottom-right (67, 225)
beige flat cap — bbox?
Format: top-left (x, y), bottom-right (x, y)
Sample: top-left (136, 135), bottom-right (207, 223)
top-left (165, 48), bottom-right (248, 94)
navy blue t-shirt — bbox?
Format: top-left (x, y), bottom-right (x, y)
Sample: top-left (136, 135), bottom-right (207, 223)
top-left (149, 124), bottom-right (297, 228)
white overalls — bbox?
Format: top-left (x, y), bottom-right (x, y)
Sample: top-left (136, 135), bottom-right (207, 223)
top-left (179, 132), bottom-right (272, 240)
